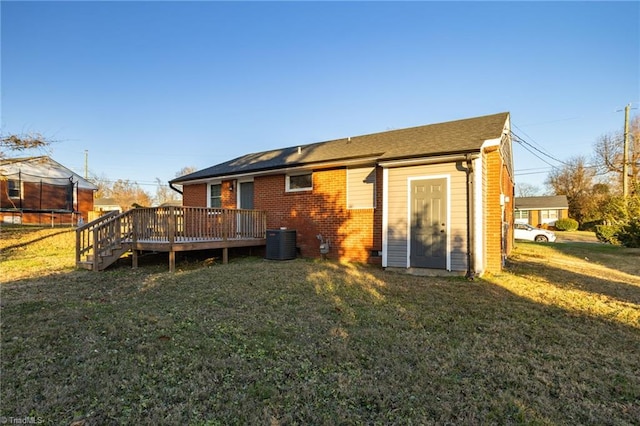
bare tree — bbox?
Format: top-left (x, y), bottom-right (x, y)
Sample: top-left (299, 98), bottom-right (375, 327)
top-left (89, 172), bottom-right (113, 199)
top-left (515, 182), bottom-right (542, 197)
top-left (153, 167), bottom-right (197, 205)
top-left (175, 166), bottom-right (197, 178)
top-left (155, 177), bottom-right (180, 206)
top-left (0, 133), bottom-right (50, 159)
top-left (546, 156), bottom-right (596, 224)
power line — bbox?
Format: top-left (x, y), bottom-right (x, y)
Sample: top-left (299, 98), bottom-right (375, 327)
top-left (512, 123), bottom-right (557, 158)
top-left (511, 130), bottom-right (569, 166)
top-left (85, 176), bottom-right (171, 188)
top-left (515, 170), bottom-right (553, 176)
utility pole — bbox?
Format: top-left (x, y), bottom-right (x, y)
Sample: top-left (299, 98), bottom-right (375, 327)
top-left (84, 150), bottom-right (88, 180)
top-left (623, 104), bottom-right (630, 198)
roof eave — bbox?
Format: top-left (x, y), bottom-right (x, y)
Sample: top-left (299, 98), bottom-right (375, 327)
top-left (172, 155), bottom-right (382, 185)
top-left (378, 150), bottom-right (482, 168)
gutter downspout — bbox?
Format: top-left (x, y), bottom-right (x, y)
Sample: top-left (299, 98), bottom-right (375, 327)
top-left (169, 182), bottom-right (183, 195)
top-left (464, 154), bottom-right (475, 280)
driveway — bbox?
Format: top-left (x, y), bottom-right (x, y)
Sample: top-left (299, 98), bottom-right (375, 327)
top-left (554, 231), bottom-right (599, 243)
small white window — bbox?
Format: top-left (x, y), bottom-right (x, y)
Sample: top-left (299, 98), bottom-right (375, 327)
top-left (286, 173), bottom-right (312, 192)
top-left (8, 180), bottom-right (20, 199)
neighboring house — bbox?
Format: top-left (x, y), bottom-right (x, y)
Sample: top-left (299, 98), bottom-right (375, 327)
top-left (514, 195), bottom-right (569, 227)
top-left (0, 156), bottom-right (97, 225)
top-left (171, 112), bottom-right (515, 275)
top-left (94, 198), bottom-right (121, 212)
top-left (89, 198), bottom-right (122, 222)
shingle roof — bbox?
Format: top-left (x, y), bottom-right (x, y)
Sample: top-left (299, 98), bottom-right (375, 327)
top-left (171, 112), bottom-right (509, 183)
top-left (515, 196), bottom-right (569, 210)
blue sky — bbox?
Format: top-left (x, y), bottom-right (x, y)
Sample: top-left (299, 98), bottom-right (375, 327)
top-left (2, 1), bottom-right (638, 196)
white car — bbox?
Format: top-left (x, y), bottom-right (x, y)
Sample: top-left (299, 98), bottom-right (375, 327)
top-left (514, 223), bottom-right (557, 242)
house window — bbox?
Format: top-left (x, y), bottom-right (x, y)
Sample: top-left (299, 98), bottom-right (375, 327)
top-left (8, 180), bottom-right (20, 198)
top-left (210, 184), bottom-right (222, 208)
top-left (286, 173), bottom-right (312, 192)
top-left (347, 167), bottom-right (375, 209)
top-left (514, 209), bottom-right (529, 224)
top-left (540, 209), bottom-right (558, 222)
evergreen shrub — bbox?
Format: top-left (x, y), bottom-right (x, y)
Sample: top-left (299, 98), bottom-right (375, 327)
top-left (555, 218), bottom-right (579, 231)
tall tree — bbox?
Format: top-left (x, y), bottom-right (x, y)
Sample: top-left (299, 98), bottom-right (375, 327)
top-left (592, 115), bottom-right (640, 194)
top-left (111, 179), bottom-right (152, 211)
top-left (546, 156), bottom-right (596, 224)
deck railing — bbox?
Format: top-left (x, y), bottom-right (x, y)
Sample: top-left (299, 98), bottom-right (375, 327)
top-left (129, 207), bottom-right (267, 242)
top-left (76, 207), bottom-right (267, 270)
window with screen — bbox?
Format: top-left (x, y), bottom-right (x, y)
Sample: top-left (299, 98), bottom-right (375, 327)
top-left (8, 180), bottom-right (20, 198)
top-left (210, 184), bottom-right (222, 208)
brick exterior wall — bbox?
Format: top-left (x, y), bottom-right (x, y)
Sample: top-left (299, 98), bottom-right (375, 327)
top-left (182, 183), bottom-right (207, 207)
top-left (222, 181), bottom-right (237, 209)
top-left (254, 169), bottom-right (381, 262)
top-left (483, 146), bottom-right (514, 273)
top-left (77, 188), bottom-right (95, 223)
top-left (181, 168), bottom-right (383, 263)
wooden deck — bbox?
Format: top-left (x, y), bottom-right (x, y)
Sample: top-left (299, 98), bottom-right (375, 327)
top-left (76, 207), bottom-right (267, 272)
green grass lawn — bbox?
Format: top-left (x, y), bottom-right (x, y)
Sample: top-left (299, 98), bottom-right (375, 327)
top-left (1, 227), bottom-right (639, 425)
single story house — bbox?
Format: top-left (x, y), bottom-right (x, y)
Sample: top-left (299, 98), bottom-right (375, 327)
top-left (0, 156), bottom-right (97, 225)
top-left (170, 112), bottom-right (515, 276)
top-left (514, 195), bottom-right (569, 227)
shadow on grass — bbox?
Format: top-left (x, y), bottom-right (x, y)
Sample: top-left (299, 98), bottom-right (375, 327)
top-left (506, 258), bottom-right (640, 306)
top-left (0, 228), bottom-right (74, 251)
top-left (509, 242), bottom-right (640, 307)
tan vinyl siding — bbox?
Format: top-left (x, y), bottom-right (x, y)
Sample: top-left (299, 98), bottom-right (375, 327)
top-left (387, 162), bottom-right (468, 270)
top-left (347, 167), bottom-right (376, 209)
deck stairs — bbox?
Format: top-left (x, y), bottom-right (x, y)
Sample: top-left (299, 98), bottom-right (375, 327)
top-left (76, 210), bottom-right (134, 271)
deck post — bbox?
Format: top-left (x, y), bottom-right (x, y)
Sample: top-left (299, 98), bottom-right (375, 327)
top-left (92, 226), bottom-right (99, 272)
top-left (75, 227), bottom-right (81, 265)
top-left (223, 247), bottom-right (228, 264)
top-left (169, 251), bottom-right (175, 272)
top-left (132, 250), bottom-right (138, 268)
